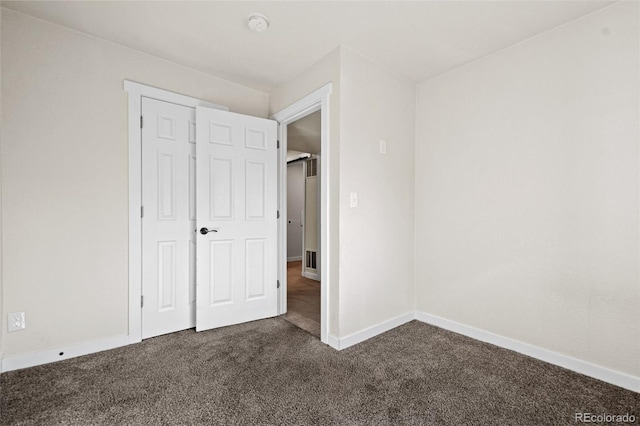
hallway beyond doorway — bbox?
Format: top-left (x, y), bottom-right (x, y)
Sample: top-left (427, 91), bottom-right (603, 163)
top-left (282, 261), bottom-right (320, 337)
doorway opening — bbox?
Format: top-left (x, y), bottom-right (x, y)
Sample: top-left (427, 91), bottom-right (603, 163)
top-left (273, 83), bottom-right (332, 345)
top-left (283, 112), bottom-right (321, 337)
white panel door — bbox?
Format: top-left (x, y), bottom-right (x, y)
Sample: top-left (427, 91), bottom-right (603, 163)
top-left (196, 107), bottom-right (278, 331)
top-left (142, 97), bottom-right (196, 339)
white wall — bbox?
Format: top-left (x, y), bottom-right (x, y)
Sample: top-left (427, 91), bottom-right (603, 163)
top-left (287, 161), bottom-right (304, 261)
top-left (269, 47), bottom-right (341, 336)
top-left (271, 47), bottom-right (417, 340)
top-left (1, 10), bottom-right (268, 358)
top-left (338, 48), bottom-right (415, 337)
top-left (415, 2), bottom-right (639, 377)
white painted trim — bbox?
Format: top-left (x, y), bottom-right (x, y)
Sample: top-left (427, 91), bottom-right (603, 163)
top-left (124, 80), bottom-right (227, 343)
top-left (272, 83), bottom-right (332, 345)
top-left (123, 81), bottom-right (226, 110)
top-left (334, 312), bottom-right (415, 351)
top-left (1, 334), bottom-right (129, 373)
top-left (287, 256), bottom-right (302, 262)
top-left (303, 271), bottom-right (320, 281)
top-left (126, 85), bottom-right (143, 345)
top-left (327, 334), bottom-right (340, 350)
top-left (272, 84), bottom-right (331, 125)
top-left (300, 158), bottom-right (307, 283)
top-left (415, 311), bottom-right (640, 393)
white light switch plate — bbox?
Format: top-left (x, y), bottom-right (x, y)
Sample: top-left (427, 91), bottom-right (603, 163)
top-left (379, 139), bottom-right (387, 155)
top-left (350, 192), bottom-right (358, 208)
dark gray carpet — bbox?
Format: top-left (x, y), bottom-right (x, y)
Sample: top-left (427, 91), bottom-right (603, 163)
top-left (1, 319), bottom-right (638, 425)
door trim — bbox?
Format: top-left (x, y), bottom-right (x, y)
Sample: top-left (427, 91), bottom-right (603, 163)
top-left (272, 83), bottom-right (332, 345)
top-left (124, 80), bottom-right (227, 344)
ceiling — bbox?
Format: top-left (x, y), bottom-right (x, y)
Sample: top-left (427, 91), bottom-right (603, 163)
top-left (2, 1), bottom-right (615, 92)
top-left (288, 111), bottom-right (321, 155)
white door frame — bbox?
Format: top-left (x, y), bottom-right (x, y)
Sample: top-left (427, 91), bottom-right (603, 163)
top-left (272, 83), bottom-right (332, 344)
top-left (124, 80), bottom-right (227, 344)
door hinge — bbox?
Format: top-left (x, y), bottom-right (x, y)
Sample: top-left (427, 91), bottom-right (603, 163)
top-left (277, 210), bottom-right (280, 219)
top-left (277, 280), bottom-right (280, 289)
top-left (141, 295), bottom-right (144, 308)
top-left (140, 116), bottom-right (144, 129)
top-left (277, 140), bottom-right (280, 149)
top-left (141, 206), bottom-right (144, 218)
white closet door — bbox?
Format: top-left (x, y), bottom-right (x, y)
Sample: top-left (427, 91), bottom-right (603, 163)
top-left (195, 107), bottom-right (278, 331)
top-left (141, 97), bottom-right (196, 338)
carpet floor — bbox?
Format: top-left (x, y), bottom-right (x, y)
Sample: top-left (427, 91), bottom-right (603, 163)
top-left (0, 319), bottom-right (637, 425)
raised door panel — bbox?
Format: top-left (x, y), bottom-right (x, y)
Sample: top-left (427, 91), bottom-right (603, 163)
top-left (245, 160), bottom-right (266, 220)
top-left (157, 241), bottom-right (176, 311)
top-left (245, 239), bottom-right (266, 300)
top-left (210, 240), bottom-right (234, 306)
top-left (157, 153), bottom-right (176, 221)
top-left (210, 157), bottom-right (234, 220)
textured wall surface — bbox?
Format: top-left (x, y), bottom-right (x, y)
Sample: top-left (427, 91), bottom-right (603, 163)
top-left (415, 2), bottom-right (639, 375)
top-left (1, 10), bottom-right (268, 357)
top-left (339, 48), bottom-right (416, 337)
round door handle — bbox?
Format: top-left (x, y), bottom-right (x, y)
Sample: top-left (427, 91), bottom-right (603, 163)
top-left (199, 227), bottom-right (218, 235)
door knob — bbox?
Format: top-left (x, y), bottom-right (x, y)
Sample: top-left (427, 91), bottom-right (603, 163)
top-left (199, 227), bottom-right (218, 235)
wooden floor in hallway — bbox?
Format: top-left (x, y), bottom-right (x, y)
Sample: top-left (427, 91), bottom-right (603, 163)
top-left (282, 261), bottom-right (320, 337)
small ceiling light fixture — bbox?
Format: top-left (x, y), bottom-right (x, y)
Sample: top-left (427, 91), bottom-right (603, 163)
top-left (247, 13), bottom-right (270, 32)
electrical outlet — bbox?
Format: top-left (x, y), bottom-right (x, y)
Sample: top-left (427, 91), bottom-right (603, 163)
top-left (8, 312), bottom-right (26, 332)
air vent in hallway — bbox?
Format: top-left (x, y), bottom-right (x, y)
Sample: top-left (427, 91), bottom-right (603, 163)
top-left (305, 250), bottom-right (317, 270)
top-left (306, 158), bottom-right (317, 177)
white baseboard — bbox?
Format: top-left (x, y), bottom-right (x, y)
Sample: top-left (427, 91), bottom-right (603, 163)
top-left (287, 256), bottom-right (302, 262)
top-left (334, 312), bottom-right (415, 350)
top-left (1, 334), bottom-right (130, 373)
top-left (415, 311), bottom-right (640, 393)
top-left (5, 312), bottom-right (636, 394)
top-left (326, 334), bottom-right (340, 350)
top-left (303, 270), bottom-right (320, 281)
